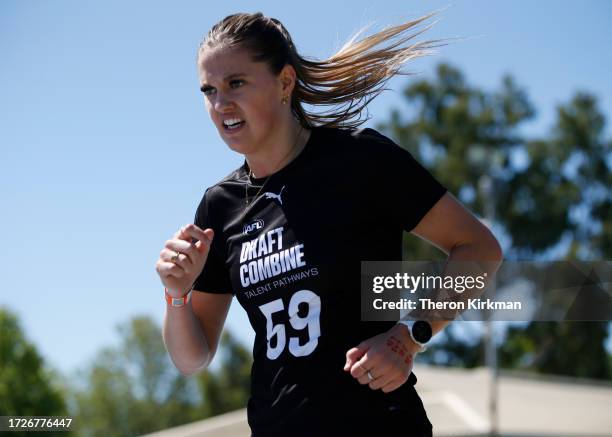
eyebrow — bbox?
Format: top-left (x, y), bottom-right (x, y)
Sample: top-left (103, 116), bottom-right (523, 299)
top-left (200, 73), bottom-right (246, 92)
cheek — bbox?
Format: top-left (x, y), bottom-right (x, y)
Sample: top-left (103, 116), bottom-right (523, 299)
top-left (249, 85), bottom-right (282, 118)
top-left (255, 106), bottom-right (279, 124)
top-left (204, 100), bottom-right (214, 118)
top-left (241, 103), bottom-right (274, 132)
top-left (252, 96), bottom-right (282, 124)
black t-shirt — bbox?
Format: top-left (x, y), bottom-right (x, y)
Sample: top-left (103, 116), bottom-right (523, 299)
top-left (192, 126), bottom-right (446, 436)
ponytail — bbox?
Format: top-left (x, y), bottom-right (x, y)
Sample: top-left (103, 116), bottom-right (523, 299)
top-left (199, 10), bottom-right (454, 128)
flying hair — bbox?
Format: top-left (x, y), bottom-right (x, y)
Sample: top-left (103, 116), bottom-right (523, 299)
top-left (198, 8), bottom-right (457, 129)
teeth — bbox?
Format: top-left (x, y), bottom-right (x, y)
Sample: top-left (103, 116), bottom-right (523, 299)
top-left (223, 118), bottom-right (244, 126)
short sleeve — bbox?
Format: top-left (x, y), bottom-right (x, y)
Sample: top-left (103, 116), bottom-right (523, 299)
top-left (356, 128), bottom-right (448, 232)
top-left (191, 188), bottom-right (233, 294)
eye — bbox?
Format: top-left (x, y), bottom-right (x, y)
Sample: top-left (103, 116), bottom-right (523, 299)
top-left (200, 80), bottom-right (244, 96)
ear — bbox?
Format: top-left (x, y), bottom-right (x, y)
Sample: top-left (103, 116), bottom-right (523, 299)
top-left (279, 64), bottom-right (297, 96)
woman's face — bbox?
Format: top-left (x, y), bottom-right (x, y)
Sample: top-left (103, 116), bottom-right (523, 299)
top-left (197, 45), bottom-right (290, 155)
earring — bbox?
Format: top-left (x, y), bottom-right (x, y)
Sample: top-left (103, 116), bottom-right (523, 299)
top-left (282, 95), bottom-right (289, 104)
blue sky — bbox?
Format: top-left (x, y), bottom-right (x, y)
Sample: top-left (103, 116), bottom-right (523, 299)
top-left (1, 0), bottom-right (611, 377)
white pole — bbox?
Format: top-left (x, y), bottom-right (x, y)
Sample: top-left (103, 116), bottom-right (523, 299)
top-left (480, 174), bottom-right (498, 436)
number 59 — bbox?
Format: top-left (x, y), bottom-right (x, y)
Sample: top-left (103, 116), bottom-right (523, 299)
top-left (258, 289), bottom-right (321, 360)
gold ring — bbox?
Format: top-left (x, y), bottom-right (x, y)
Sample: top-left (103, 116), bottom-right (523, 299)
top-left (171, 251), bottom-right (180, 263)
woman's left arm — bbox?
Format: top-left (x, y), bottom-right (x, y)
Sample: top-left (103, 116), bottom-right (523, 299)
top-left (344, 191), bottom-right (504, 393)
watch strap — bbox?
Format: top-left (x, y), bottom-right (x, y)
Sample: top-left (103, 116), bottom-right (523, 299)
top-left (397, 320), bottom-right (427, 352)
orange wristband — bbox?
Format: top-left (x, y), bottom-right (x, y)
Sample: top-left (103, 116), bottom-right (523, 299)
top-left (165, 286), bottom-right (193, 307)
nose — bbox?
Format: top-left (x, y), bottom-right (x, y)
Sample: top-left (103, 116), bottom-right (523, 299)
top-left (213, 91), bottom-right (235, 113)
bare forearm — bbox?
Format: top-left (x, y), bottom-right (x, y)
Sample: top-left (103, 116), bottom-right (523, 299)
top-left (163, 302), bottom-right (211, 375)
top-left (431, 241), bottom-right (503, 338)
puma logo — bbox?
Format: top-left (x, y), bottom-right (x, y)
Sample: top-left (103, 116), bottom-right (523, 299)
top-left (264, 186), bottom-right (286, 205)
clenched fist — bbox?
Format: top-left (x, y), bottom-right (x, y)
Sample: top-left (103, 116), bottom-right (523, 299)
top-left (155, 224), bottom-right (214, 297)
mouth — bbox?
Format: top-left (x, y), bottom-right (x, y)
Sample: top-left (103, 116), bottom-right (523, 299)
top-left (222, 118), bottom-right (246, 133)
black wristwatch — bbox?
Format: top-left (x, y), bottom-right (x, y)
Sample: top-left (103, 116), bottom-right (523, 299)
top-left (397, 320), bottom-right (432, 352)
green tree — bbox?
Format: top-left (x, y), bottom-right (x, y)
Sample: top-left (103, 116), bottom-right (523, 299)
top-left (69, 315), bottom-right (253, 436)
top-left (497, 92), bottom-right (610, 378)
top-left (0, 307), bottom-right (69, 436)
top-left (380, 64), bottom-right (537, 260)
top-left (71, 316), bottom-right (201, 437)
top-left (378, 63), bottom-right (611, 378)
top-left (195, 330), bottom-right (253, 417)
top-left (500, 321), bottom-right (610, 379)
top-left (418, 322), bottom-right (483, 368)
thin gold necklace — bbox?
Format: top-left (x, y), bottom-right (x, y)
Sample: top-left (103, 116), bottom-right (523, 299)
top-left (243, 124), bottom-right (304, 216)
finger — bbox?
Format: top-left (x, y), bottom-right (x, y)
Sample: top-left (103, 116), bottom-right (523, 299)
top-left (180, 224), bottom-right (213, 244)
top-left (350, 352), bottom-right (375, 378)
top-left (381, 376), bottom-right (407, 393)
top-left (344, 346), bottom-right (366, 371)
top-left (356, 367), bottom-right (374, 385)
top-left (156, 260), bottom-right (186, 279)
top-left (350, 350), bottom-right (381, 378)
top-left (166, 234), bottom-right (197, 252)
top-left (164, 240), bottom-right (197, 265)
top-left (160, 247), bottom-right (193, 264)
top-left (160, 248), bottom-right (194, 274)
top-left (368, 368), bottom-right (395, 390)
top-left (193, 228), bottom-right (214, 255)
top-left (344, 339), bottom-right (371, 371)
top-left (179, 225), bottom-right (214, 254)
top-left (356, 366), bottom-right (384, 385)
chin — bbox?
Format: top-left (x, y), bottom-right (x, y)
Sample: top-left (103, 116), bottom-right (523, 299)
top-left (220, 129), bottom-right (262, 156)
top-left (222, 137), bottom-right (255, 155)
top-left (225, 142), bottom-right (248, 154)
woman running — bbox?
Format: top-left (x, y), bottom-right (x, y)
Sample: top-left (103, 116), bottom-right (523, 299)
top-left (156, 11), bottom-right (503, 437)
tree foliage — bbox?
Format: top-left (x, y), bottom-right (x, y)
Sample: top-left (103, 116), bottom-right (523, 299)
top-left (68, 315), bottom-right (252, 436)
top-left (0, 307), bottom-right (68, 436)
top-left (378, 62), bottom-right (611, 379)
top-left (195, 330), bottom-right (253, 417)
top-left (70, 316), bottom-right (202, 436)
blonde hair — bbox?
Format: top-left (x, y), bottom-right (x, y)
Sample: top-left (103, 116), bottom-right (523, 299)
top-left (199, 10), bottom-right (453, 129)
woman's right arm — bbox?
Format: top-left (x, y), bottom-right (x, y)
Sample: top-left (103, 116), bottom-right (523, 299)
top-left (156, 224), bottom-right (232, 376)
top-left (163, 291), bottom-right (232, 376)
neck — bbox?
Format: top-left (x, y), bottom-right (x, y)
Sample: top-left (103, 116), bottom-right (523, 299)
top-left (246, 119), bottom-right (309, 178)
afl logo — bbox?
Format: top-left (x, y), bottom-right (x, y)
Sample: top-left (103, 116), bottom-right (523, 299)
top-left (243, 219), bottom-right (264, 235)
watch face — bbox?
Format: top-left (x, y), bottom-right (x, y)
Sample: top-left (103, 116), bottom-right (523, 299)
top-left (412, 321), bottom-right (432, 344)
